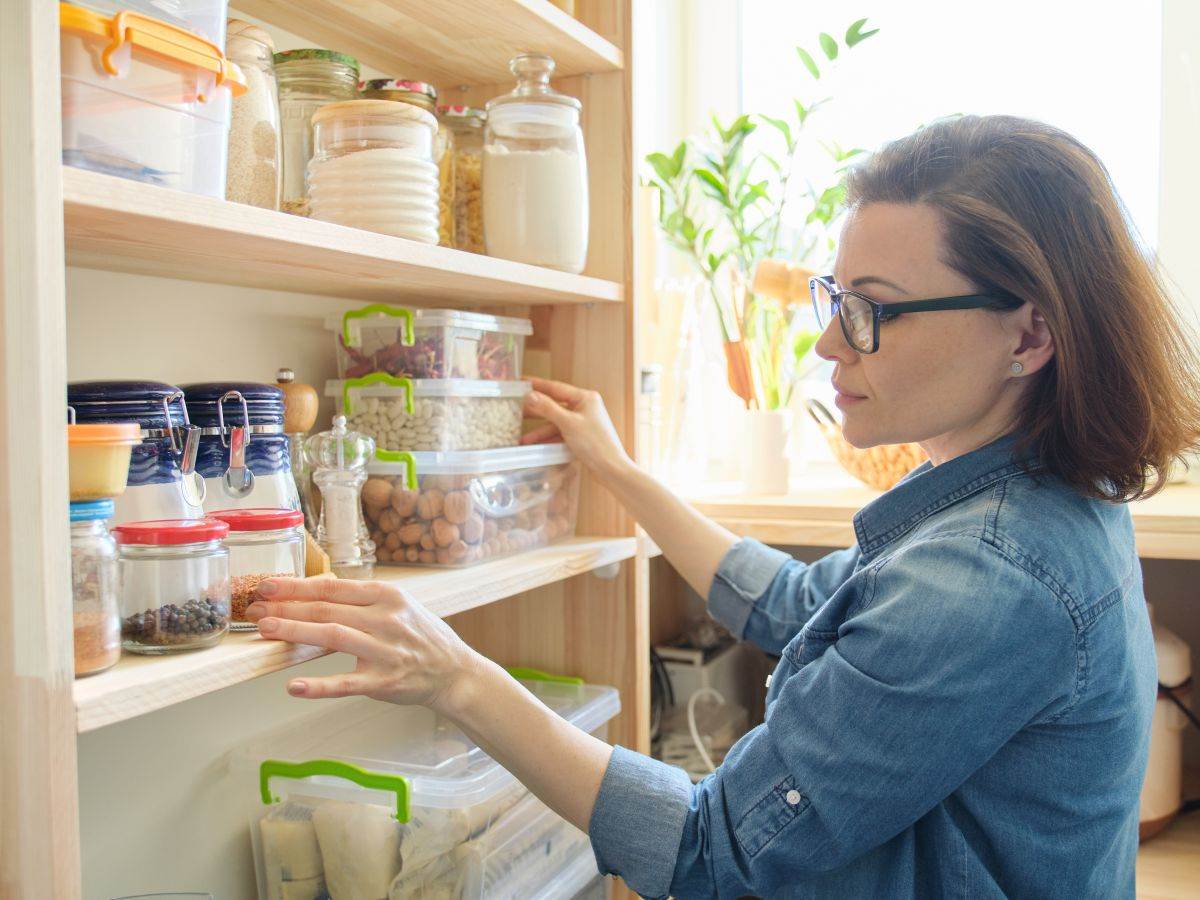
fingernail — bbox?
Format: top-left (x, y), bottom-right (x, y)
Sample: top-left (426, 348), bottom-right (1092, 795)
top-left (528, 391), bottom-right (544, 406)
top-left (257, 580), bottom-right (280, 596)
top-left (258, 617), bottom-right (278, 634)
top-left (244, 602), bottom-right (263, 620)
top-left (287, 680), bottom-right (307, 696)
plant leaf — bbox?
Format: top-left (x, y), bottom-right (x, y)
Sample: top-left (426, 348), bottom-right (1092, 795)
top-left (819, 32), bottom-right (839, 61)
top-left (693, 167), bottom-right (727, 200)
top-left (645, 152), bottom-right (678, 184)
top-left (796, 46), bottom-right (821, 80)
top-left (760, 114), bottom-right (792, 148)
top-left (845, 18), bottom-right (880, 47)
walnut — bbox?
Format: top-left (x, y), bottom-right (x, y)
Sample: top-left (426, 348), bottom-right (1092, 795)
top-left (384, 532), bottom-right (401, 551)
top-left (376, 547), bottom-right (392, 563)
top-left (447, 539), bottom-right (469, 562)
top-left (432, 518), bottom-right (460, 548)
top-left (398, 523), bottom-right (424, 545)
top-left (405, 546), bottom-right (420, 563)
top-left (418, 549), bottom-right (435, 564)
top-left (461, 513), bottom-right (484, 544)
top-left (362, 478), bottom-right (392, 510)
top-left (416, 488), bottom-right (444, 520)
top-left (378, 508), bottom-right (401, 532)
top-left (443, 490), bottom-right (471, 525)
top-left (420, 533), bottom-right (436, 551)
top-left (391, 486), bottom-right (419, 517)
top-left (483, 519), bottom-right (499, 541)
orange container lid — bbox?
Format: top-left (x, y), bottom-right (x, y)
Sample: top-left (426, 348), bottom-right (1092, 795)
top-left (59, 2), bottom-right (247, 97)
top-left (68, 422), bottom-right (142, 445)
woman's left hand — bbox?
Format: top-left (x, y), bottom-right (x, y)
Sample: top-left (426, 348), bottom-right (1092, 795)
top-left (245, 577), bottom-right (485, 714)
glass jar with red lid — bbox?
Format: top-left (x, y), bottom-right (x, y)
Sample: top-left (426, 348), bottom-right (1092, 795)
top-left (209, 508), bottom-right (306, 626)
top-left (113, 518), bottom-right (231, 653)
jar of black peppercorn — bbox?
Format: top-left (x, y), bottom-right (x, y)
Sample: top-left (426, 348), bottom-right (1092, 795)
top-left (113, 518), bottom-right (231, 653)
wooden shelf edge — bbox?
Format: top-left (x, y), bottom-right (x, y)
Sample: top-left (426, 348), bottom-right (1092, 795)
top-left (62, 167), bottom-right (623, 307)
top-left (74, 535), bottom-right (637, 733)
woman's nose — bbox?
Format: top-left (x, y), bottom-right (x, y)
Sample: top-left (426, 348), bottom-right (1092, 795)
top-left (815, 314), bottom-right (856, 364)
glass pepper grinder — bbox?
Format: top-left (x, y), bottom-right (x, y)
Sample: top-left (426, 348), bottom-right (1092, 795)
top-left (304, 415), bottom-right (375, 578)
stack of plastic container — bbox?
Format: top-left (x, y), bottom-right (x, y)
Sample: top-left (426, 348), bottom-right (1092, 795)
top-left (325, 304), bottom-right (579, 568)
top-left (245, 672), bottom-right (618, 899)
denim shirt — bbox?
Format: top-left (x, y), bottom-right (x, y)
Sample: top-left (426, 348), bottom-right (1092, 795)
top-left (589, 436), bottom-right (1156, 899)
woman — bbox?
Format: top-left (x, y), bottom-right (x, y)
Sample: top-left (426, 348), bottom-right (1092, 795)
top-left (248, 116), bottom-right (1200, 898)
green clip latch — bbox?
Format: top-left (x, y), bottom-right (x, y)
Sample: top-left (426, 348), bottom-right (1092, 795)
top-left (259, 758), bottom-right (410, 822)
top-left (342, 304), bottom-right (415, 349)
top-left (374, 449), bottom-right (417, 490)
top-left (342, 373), bottom-right (414, 418)
top-left (506, 666), bottom-right (585, 686)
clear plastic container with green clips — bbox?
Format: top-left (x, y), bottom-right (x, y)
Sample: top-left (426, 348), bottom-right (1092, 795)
top-left (327, 377), bottom-right (530, 454)
top-left (327, 305), bottom-right (532, 381)
top-left (245, 673), bottom-right (619, 900)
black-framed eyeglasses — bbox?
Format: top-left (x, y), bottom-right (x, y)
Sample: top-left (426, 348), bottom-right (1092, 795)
top-left (809, 274), bottom-right (1022, 354)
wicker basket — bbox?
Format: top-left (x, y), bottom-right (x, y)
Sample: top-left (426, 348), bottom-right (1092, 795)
top-left (806, 399), bottom-right (927, 491)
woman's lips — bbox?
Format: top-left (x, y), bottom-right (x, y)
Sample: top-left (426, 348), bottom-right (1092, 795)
top-left (833, 383), bottom-right (868, 408)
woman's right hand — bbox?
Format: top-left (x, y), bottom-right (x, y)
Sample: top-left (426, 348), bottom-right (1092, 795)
top-left (521, 377), bottom-right (633, 483)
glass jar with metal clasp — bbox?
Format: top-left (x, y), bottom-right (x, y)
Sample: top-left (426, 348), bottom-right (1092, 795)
top-left (67, 381), bottom-right (207, 527)
top-left (181, 382), bottom-right (301, 513)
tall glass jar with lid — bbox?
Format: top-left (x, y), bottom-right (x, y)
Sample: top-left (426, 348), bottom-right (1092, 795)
top-left (71, 499), bottom-right (120, 677)
top-left (484, 54), bottom-right (588, 273)
top-left (440, 106), bottom-right (486, 254)
top-left (361, 80), bottom-right (455, 246)
top-left (225, 20), bottom-right (282, 210)
top-left (275, 49), bottom-right (360, 216)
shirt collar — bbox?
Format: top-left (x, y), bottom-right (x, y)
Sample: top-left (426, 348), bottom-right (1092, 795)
top-left (853, 433), bottom-right (1034, 557)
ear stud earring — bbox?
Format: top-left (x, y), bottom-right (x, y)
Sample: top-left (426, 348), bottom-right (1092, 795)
top-left (1011, 362), bottom-right (1024, 375)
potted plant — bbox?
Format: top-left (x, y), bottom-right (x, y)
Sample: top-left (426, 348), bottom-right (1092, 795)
top-left (645, 18), bottom-right (878, 493)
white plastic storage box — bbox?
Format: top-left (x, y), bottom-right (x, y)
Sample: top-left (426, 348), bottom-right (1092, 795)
top-left (59, 2), bottom-right (246, 197)
top-left (76, 0), bottom-right (230, 46)
top-left (327, 305), bottom-right (533, 381)
top-left (327, 377), bottom-right (530, 454)
top-left (362, 444), bottom-right (580, 567)
top-left (245, 672), bottom-right (619, 900)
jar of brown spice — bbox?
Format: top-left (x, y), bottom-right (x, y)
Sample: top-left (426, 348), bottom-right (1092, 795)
top-left (209, 507), bottom-right (306, 626)
top-left (70, 499), bottom-right (120, 677)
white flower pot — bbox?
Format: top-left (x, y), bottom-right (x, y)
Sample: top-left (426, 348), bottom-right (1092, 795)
top-left (742, 409), bottom-right (791, 495)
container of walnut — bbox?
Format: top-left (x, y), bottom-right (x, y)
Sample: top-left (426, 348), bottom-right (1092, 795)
top-left (362, 445), bottom-right (579, 567)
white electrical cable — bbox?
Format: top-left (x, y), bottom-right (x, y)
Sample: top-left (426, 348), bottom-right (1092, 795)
top-left (687, 687), bottom-right (726, 774)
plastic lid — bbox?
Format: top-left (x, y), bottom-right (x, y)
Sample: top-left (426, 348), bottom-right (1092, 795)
top-left (311, 98), bottom-right (437, 131)
top-left (209, 508), bottom-right (305, 532)
top-left (67, 422), bottom-right (141, 445)
top-left (70, 498), bottom-right (115, 522)
top-left (113, 517), bottom-right (229, 545)
top-left (273, 48), bottom-right (360, 75)
top-left (368, 443), bottom-right (571, 476)
top-left (326, 306), bottom-right (532, 337)
top-left (327, 378), bottom-right (531, 400)
top-left (59, 3), bottom-right (247, 96)
top-left (248, 678), bottom-right (619, 810)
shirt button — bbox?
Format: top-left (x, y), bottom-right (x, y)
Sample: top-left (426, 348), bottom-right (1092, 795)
top-left (785, 789), bottom-right (802, 806)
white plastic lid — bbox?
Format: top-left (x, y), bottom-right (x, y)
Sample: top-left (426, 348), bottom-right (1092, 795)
top-left (368, 443), bottom-right (572, 476)
top-left (247, 678), bottom-right (619, 810)
top-left (325, 307), bottom-right (533, 337)
top-left (327, 378), bottom-right (532, 400)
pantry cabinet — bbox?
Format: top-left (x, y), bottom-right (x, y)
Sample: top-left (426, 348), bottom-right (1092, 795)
top-left (0, 1), bottom-right (644, 897)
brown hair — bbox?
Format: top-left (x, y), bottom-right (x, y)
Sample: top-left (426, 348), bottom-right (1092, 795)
top-left (844, 114), bottom-right (1200, 501)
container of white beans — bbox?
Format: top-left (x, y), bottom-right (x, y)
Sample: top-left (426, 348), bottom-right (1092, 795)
top-left (326, 377), bottom-right (529, 454)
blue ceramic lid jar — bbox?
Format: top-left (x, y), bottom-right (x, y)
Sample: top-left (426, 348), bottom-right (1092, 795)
top-left (181, 382), bottom-right (299, 512)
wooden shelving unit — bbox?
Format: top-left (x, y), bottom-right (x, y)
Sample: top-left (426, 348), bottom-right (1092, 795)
top-left (64, 167), bottom-right (623, 307)
top-left (688, 465), bottom-right (1200, 561)
top-left (75, 536), bottom-right (636, 733)
top-left (2, 0), bottom-right (642, 896)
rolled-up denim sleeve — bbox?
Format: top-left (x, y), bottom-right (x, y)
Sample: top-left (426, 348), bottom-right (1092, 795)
top-left (708, 538), bottom-right (861, 655)
top-left (591, 536), bottom-right (1079, 898)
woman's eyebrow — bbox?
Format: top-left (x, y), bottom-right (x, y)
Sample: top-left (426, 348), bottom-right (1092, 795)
top-left (850, 275), bottom-right (910, 295)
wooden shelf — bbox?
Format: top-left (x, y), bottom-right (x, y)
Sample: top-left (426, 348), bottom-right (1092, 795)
top-left (74, 535), bottom-right (636, 733)
top-left (232, 0), bottom-right (622, 85)
top-left (688, 466), bottom-right (1200, 561)
top-left (62, 167), bottom-right (622, 307)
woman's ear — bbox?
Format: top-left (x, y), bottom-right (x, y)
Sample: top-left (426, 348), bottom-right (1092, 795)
top-left (1010, 304), bottom-right (1055, 377)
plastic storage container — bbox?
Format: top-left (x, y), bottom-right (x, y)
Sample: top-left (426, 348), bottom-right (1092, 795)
top-left (181, 383), bottom-right (300, 513)
top-left (59, 2), bottom-right (247, 197)
top-left (484, 54), bottom-right (588, 273)
top-left (362, 445), bottom-right (580, 567)
top-left (246, 674), bottom-right (618, 900)
top-left (67, 381), bottom-right (206, 525)
top-left (329, 305), bottom-right (532, 381)
top-left (114, 517), bottom-right (231, 653)
top-left (66, 417), bottom-right (140, 500)
top-left (225, 19), bottom-right (281, 209)
top-left (328, 377), bottom-right (530, 454)
top-left (71, 499), bottom-right (121, 677)
top-left (80, 0), bottom-right (230, 47)
top-left (276, 49), bottom-right (360, 215)
top-left (209, 508), bottom-right (305, 625)
top-left (440, 106), bottom-right (486, 254)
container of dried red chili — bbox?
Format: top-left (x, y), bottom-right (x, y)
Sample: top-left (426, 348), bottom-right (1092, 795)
top-left (326, 304), bottom-right (532, 382)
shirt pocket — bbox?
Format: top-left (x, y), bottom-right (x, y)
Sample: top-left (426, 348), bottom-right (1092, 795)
top-left (734, 775), bottom-right (809, 858)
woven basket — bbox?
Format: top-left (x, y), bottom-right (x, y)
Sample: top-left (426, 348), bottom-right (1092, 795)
top-left (806, 399), bottom-right (927, 491)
